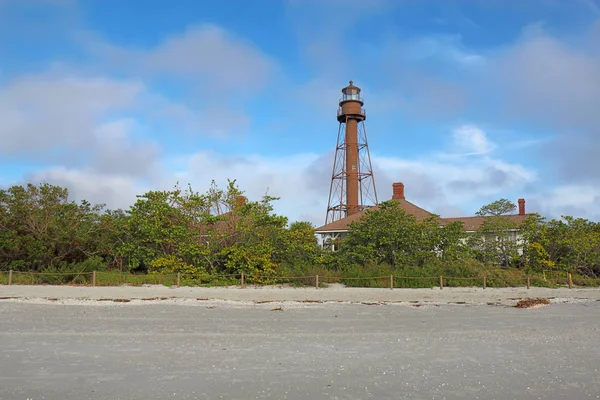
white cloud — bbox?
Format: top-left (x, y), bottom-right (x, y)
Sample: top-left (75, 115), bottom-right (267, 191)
top-left (173, 150), bottom-right (326, 223)
top-left (0, 70), bottom-right (246, 177)
top-left (371, 124), bottom-right (532, 215)
top-left (489, 30), bottom-right (600, 128)
top-left (367, 20), bottom-right (600, 192)
top-left (155, 102), bottom-right (251, 138)
top-left (16, 122), bottom-right (600, 225)
top-left (400, 35), bottom-right (485, 66)
top-left (24, 167), bottom-right (145, 210)
top-left (0, 74), bottom-right (143, 157)
top-left (544, 185), bottom-right (600, 208)
top-left (451, 23), bottom-right (600, 185)
top-left (76, 23), bottom-right (280, 138)
top-left (529, 184), bottom-right (600, 221)
top-left (451, 125), bottom-right (497, 156)
top-left (90, 120), bottom-right (161, 179)
top-left (10, 150), bottom-right (328, 225)
top-left (87, 24), bottom-right (278, 96)
top-left (5, 5), bottom-right (600, 224)
top-left (147, 25), bottom-right (278, 93)
top-left (375, 151), bottom-right (536, 216)
top-left (12, 121), bottom-right (543, 226)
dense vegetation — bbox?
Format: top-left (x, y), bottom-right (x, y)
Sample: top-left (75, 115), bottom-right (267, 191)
top-left (1, 181), bottom-right (599, 286)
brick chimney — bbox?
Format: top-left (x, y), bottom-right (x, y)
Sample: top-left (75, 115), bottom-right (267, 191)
top-left (236, 195), bottom-right (247, 207)
top-left (518, 198), bottom-right (525, 215)
top-left (392, 182), bottom-right (405, 200)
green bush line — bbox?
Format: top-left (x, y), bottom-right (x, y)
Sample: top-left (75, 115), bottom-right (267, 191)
top-left (2, 270), bottom-right (599, 288)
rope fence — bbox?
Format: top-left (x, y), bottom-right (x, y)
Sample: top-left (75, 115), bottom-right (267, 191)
top-left (1, 270), bottom-right (598, 289)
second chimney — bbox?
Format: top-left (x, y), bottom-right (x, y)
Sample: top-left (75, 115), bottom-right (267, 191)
top-left (236, 195), bottom-right (247, 208)
top-left (518, 198), bottom-right (525, 215)
top-left (392, 182), bottom-right (405, 200)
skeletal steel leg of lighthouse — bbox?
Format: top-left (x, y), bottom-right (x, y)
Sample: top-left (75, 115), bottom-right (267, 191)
top-left (357, 118), bottom-right (377, 208)
top-left (325, 123), bottom-right (346, 225)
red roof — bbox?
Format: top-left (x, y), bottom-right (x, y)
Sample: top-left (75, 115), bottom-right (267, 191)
top-left (316, 199), bottom-right (533, 233)
top-left (316, 199), bottom-right (434, 232)
top-left (439, 214), bottom-right (534, 231)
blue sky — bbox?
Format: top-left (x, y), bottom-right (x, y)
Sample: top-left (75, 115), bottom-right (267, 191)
top-left (2, 0), bottom-right (600, 225)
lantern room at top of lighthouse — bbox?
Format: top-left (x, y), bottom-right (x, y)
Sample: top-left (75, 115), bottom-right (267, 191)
top-left (337, 80), bottom-right (366, 122)
top-left (339, 80), bottom-right (363, 104)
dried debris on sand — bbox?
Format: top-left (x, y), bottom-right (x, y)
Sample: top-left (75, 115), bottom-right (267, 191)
top-left (514, 298), bottom-right (551, 309)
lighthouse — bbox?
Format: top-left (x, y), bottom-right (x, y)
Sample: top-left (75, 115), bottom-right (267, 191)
top-left (325, 81), bottom-right (378, 224)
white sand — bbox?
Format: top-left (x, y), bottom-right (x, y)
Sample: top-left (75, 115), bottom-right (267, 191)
top-left (1, 283), bottom-right (599, 306)
top-left (3, 299), bottom-right (600, 399)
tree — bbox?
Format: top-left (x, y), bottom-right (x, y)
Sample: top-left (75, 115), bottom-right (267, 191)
top-left (277, 221), bottom-right (321, 270)
top-left (338, 200), bottom-right (468, 267)
top-left (555, 216), bottom-right (600, 276)
top-left (339, 201), bottom-right (419, 266)
top-left (217, 193), bottom-right (289, 275)
top-left (470, 199), bottom-right (520, 267)
top-left (118, 183), bottom-right (213, 272)
top-left (520, 215), bottom-right (600, 277)
top-left (477, 199), bottom-right (517, 217)
top-left (0, 183), bottom-right (110, 271)
top-left (519, 214), bottom-right (555, 272)
top-left (437, 220), bottom-right (471, 262)
top-left (117, 180), bottom-right (320, 277)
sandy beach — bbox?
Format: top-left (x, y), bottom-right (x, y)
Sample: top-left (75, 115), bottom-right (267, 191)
top-left (2, 296), bottom-right (600, 400)
top-left (1, 284), bottom-right (600, 306)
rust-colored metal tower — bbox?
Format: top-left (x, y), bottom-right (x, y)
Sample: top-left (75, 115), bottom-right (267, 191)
top-left (325, 81), bottom-right (378, 224)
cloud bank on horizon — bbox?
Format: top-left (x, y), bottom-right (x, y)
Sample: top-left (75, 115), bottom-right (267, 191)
top-left (1, 0), bottom-right (600, 225)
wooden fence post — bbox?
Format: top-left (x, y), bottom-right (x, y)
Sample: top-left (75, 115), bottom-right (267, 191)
top-left (315, 275), bottom-right (319, 289)
top-left (8, 270), bottom-right (13, 286)
top-left (568, 273), bottom-right (573, 289)
top-left (92, 271), bottom-right (97, 287)
top-left (241, 272), bottom-right (245, 288)
top-left (177, 272), bottom-right (181, 288)
top-left (439, 276), bottom-right (443, 290)
top-left (483, 275), bottom-right (486, 289)
top-left (527, 276), bottom-right (530, 289)
top-left (390, 275), bottom-right (393, 290)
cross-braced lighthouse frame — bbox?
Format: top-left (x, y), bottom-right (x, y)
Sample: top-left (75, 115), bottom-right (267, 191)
top-left (325, 81), bottom-right (378, 225)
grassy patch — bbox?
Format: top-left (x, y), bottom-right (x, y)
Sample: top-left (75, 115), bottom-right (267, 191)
top-left (2, 265), bottom-right (599, 288)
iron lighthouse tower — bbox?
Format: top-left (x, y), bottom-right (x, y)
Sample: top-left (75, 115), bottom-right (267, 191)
top-left (325, 81), bottom-right (378, 224)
